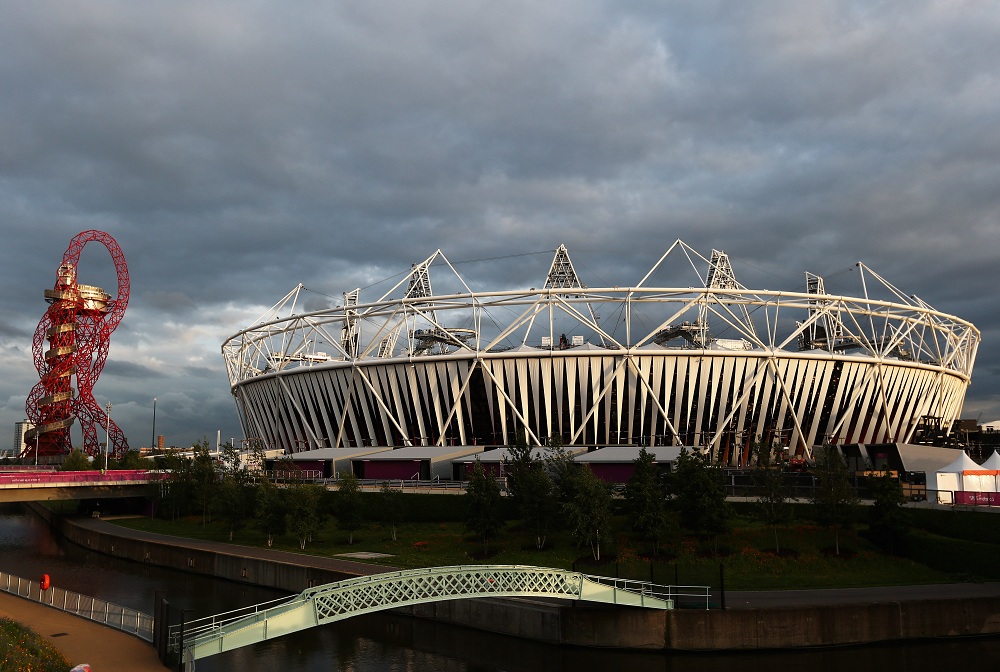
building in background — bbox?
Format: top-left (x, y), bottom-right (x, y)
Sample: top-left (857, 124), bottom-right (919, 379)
top-left (10, 420), bottom-right (35, 457)
top-left (222, 243), bottom-right (979, 465)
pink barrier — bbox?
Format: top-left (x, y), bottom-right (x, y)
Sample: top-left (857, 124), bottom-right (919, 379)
top-left (0, 469), bottom-right (165, 486)
top-left (954, 491), bottom-right (1000, 506)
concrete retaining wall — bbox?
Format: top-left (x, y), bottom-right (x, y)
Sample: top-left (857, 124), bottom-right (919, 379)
top-left (31, 505), bottom-right (354, 593)
top-left (662, 598), bottom-right (1000, 650)
top-left (29, 505), bottom-right (1000, 650)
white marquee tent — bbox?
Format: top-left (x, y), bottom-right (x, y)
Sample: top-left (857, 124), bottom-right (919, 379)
top-left (935, 451), bottom-right (999, 504)
top-left (981, 450), bottom-right (1000, 472)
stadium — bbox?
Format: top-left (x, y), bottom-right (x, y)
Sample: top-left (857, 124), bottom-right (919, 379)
top-left (222, 242), bottom-right (979, 466)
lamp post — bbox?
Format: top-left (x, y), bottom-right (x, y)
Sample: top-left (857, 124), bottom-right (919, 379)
top-left (151, 397), bottom-right (157, 452)
top-left (34, 430), bottom-right (39, 468)
top-left (105, 402), bottom-right (112, 472)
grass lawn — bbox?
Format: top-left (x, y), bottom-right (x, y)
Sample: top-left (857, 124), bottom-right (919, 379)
top-left (0, 617), bottom-right (71, 672)
top-left (110, 512), bottom-right (968, 591)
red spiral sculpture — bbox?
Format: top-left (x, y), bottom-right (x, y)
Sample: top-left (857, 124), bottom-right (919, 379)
top-left (23, 230), bottom-right (130, 460)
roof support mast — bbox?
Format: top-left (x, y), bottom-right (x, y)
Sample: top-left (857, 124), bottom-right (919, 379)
top-left (341, 289), bottom-right (360, 359)
top-left (539, 245), bottom-right (603, 346)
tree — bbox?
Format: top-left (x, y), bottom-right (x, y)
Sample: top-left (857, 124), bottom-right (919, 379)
top-left (378, 483), bottom-right (403, 541)
top-left (215, 474), bottom-right (251, 541)
top-left (273, 456), bottom-right (303, 482)
top-left (219, 441), bottom-right (243, 478)
top-left (59, 449), bottom-right (91, 471)
top-left (752, 441), bottom-right (792, 554)
top-left (503, 430), bottom-right (533, 485)
top-left (503, 432), bottom-right (557, 550)
top-left (547, 444), bottom-right (579, 502)
top-left (285, 483), bottom-right (322, 550)
top-left (254, 479), bottom-right (287, 547)
top-left (624, 448), bottom-right (672, 556)
top-left (520, 464), bottom-right (557, 551)
top-left (562, 465), bottom-right (612, 561)
top-left (868, 468), bottom-right (908, 554)
top-left (156, 451), bottom-right (192, 521)
top-left (190, 440), bottom-right (218, 525)
top-left (465, 460), bottom-right (504, 557)
top-left (670, 448), bottom-right (731, 553)
top-left (245, 440), bottom-right (267, 475)
top-left (211, 443), bottom-right (253, 541)
top-left (337, 472), bottom-right (364, 544)
top-left (810, 444), bottom-right (859, 556)
top-left (114, 449), bottom-right (148, 470)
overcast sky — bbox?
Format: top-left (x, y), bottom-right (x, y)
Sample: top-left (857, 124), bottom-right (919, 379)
top-left (2, 1), bottom-right (999, 452)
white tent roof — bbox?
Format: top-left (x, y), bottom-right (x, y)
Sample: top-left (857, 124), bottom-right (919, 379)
top-left (891, 444), bottom-right (964, 474)
top-left (937, 451), bottom-right (982, 473)
top-left (981, 451), bottom-right (1000, 470)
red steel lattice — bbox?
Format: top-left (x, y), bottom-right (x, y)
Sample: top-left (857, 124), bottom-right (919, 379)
top-left (23, 230), bottom-right (130, 460)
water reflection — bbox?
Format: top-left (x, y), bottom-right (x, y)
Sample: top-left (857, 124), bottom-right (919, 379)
top-left (1, 504), bottom-right (998, 671)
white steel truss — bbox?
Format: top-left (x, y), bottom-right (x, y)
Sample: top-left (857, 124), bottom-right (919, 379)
top-left (221, 242), bottom-right (979, 461)
top-left (176, 565), bottom-right (678, 663)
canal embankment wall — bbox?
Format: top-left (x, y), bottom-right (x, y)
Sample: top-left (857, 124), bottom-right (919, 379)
top-left (396, 591), bottom-right (1000, 650)
top-left (29, 504), bottom-right (363, 591)
top-left (29, 504), bottom-right (1000, 651)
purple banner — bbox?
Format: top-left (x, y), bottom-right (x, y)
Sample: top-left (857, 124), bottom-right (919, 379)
top-left (955, 491), bottom-right (1000, 506)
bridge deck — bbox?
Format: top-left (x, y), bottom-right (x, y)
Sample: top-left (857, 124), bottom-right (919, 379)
top-left (176, 565), bottom-right (685, 662)
top-left (0, 469), bottom-right (163, 502)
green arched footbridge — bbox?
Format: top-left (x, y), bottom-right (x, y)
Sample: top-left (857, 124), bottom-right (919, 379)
top-left (175, 564), bottom-right (679, 663)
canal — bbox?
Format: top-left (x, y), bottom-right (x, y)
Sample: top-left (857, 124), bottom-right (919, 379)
top-left (2, 504), bottom-right (999, 670)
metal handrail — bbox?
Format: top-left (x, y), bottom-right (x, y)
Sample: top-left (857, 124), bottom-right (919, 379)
top-left (350, 478), bottom-right (469, 490)
top-left (166, 593), bottom-right (296, 649)
top-left (0, 570), bottom-right (153, 641)
top-left (0, 469), bottom-right (165, 486)
top-left (583, 574), bottom-right (711, 609)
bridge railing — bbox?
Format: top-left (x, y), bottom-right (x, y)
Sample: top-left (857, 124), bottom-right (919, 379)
top-left (167, 593), bottom-right (297, 649)
top-left (0, 570), bottom-right (154, 641)
top-left (584, 574), bottom-right (711, 609)
top-left (0, 469), bottom-right (165, 486)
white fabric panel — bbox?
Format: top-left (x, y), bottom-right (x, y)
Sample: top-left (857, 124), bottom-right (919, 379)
top-left (235, 349), bottom-right (972, 463)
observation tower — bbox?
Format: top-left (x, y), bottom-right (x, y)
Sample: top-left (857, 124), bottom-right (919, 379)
top-left (23, 230), bottom-right (130, 460)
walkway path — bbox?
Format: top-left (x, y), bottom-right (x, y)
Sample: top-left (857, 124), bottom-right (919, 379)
top-left (0, 591), bottom-right (168, 671)
top-left (728, 582), bottom-right (1000, 609)
top-left (75, 515), bottom-right (395, 576)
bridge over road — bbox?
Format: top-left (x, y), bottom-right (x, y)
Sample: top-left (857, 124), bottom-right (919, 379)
top-left (171, 564), bottom-right (693, 666)
top-left (0, 469), bottom-right (163, 502)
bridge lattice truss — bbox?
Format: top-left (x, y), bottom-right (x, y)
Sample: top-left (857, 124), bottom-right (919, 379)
top-left (176, 565), bottom-right (673, 662)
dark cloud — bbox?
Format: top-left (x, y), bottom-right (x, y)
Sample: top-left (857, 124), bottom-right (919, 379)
top-left (2, 1), bottom-right (1000, 448)
top-left (101, 360), bottom-right (164, 380)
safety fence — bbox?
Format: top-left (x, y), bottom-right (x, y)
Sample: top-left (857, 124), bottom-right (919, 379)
top-left (0, 570), bottom-right (154, 642)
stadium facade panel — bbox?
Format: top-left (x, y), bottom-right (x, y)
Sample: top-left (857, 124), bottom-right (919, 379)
top-left (222, 242), bottom-right (978, 465)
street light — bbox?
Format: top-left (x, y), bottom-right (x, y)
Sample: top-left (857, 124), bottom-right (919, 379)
top-left (105, 402), bottom-right (112, 472)
top-left (151, 397), bottom-right (157, 452)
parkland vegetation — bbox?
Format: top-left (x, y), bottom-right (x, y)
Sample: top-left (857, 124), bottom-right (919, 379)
top-left (54, 437), bottom-right (1000, 590)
